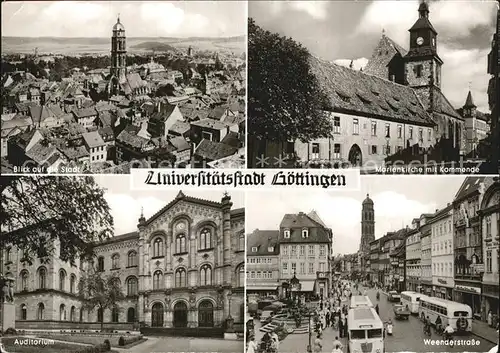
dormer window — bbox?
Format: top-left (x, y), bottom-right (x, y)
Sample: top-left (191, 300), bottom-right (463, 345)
top-left (251, 247), bottom-right (258, 252)
top-left (284, 229), bottom-right (290, 238)
top-left (302, 228), bottom-right (309, 238)
top-left (268, 246), bottom-right (274, 252)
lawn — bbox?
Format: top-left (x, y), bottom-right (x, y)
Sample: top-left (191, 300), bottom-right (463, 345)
top-left (1, 336), bottom-right (85, 353)
top-left (36, 334), bottom-right (144, 348)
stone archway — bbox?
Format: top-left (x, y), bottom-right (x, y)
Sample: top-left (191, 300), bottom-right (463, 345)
top-left (173, 301), bottom-right (188, 328)
top-left (348, 144), bottom-right (362, 167)
top-left (151, 302), bottom-right (164, 327)
top-left (198, 300), bottom-right (214, 327)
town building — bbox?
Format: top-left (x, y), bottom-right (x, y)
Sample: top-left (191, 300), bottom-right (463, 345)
top-left (379, 230), bottom-right (406, 288)
top-left (369, 238), bottom-right (381, 284)
top-left (478, 179), bottom-right (499, 320)
top-left (277, 211), bottom-right (332, 300)
top-left (109, 16), bottom-right (127, 95)
top-left (429, 204), bottom-right (454, 300)
top-left (405, 219), bottom-right (422, 292)
top-left (5, 192), bottom-right (245, 334)
top-left (389, 238), bottom-right (406, 292)
top-left (246, 230), bottom-right (280, 296)
top-left (419, 214), bottom-right (433, 296)
top-left (453, 177), bottom-right (494, 317)
top-left (458, 91), bottom-right (490, 156)
top-left (82, 131), bottom-right (107, 164)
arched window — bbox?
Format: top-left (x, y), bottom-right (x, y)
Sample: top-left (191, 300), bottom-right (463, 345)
top-left (97, 308), bottom-right (103, 323)
top-left (59, 269), bottom-right (66, 291)
top-left (79, 308), bottom-right (84, 322)
top-left (37, 303), bottom-right (45, 320)
top-left (38, 267), bottom-right (47, 289)
top-left (176, 235), bottom-right (186, 254)
top-left (128, 251), bottom-right (137, 267)
top-left (21, 304), bottom-right (27, 320)
top-left (127, 307), bottom-right (136, 323)
top-left (239, 232), bottom-right (245, 251)
top-left (5, 248), bottom-right (11, 262)
top-left (111, 307), bottom-right (119, 322)
top-left (70, 306), bottom-right (76, 321)
top-left (112, 254), bottom-right (120, 269)
top-left (153, 271), bottom-right (163, 290)
top-left (175, 268), bottom-right (187, 287)
top-left (127, 277), bottom-right (138, 296)
top-left (237, 264), bottom-right (244, 287)
top-left (97, 256), bottom-right (104, 272)
top-left (20, 270), bottom-right (29, 291)
top-left (200, 265), bottom-right (212, 286)
top-left (70, 274), bottom-right (76, 293)
top-left (200, 228), bottom-right (211, 250)
top-left (60, 304), bottom-right (66, 321)
top-left (153, 237), bottom-right (163, 258)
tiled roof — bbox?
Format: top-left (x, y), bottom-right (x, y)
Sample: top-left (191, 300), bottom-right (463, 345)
top-left (96, 231), bottom-right (139, 246)
top-left (73, 106), bottom-right (97, 119)
top-left (247, 230), bottom-right (280, 256)
top-left (364, 35), bottom-right (408, 78)
top-left (25, 141), bottom-right (57, 164)
top-left (191, 118), bottom-right (229, 130)
top-left (279, 212), bottom-right (331, 243)
top-left (419, 87), bottom-right (463, 120)
top-left (464, 91), bottom-right (476, 108)
top-left (307, 210), bottom-right (327, 227)
top-left (59, 145), bottom-right (89, 160)
top-left (220, 131), bottom-right (241, 148)
top-left (150, 104), bottom-right (177, 122)
top-left (169, 136), bottom-right (190, 152)
top-left (208, 106), bottom-right (227, 120)
top-left (82, 131), bottom-right (105, 148)
top-left (169, 120), bottom-right (191, 135)
top-left (116, 129), bottom-right (149, 149)
top-left (309, 55), bottom-right (434, 126)
top-left (454, 177), bottom-right (486, 202)
top-left (194, 139), bottom-right (237, 161)
top-left (409, 16), bottom-right (437, 34)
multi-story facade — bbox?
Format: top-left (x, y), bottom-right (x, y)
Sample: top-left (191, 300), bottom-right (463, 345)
top-left (478, 179), bottom-right (500, 320)
top-left (380, 229), bottom-right (406, 290)
top-left (459, 91), bottom-right (490, 156)
top-left (7, 192), bottom-right (245, 332)
top-left (390, 236), bottom-right (406, 293)
top-left (369, 239), bottom-right (381, 284)
top-left (453, 177), bottom-right (493, 317)
top-left (429, 204), bottom-right (454, 300)
top-left (246, 230), bottom-right (280, 296)
top-left (405, 219), bottom-right (421, 292)
top-left (419, 214), bottom-right (433, 296)
top-left (278, 211), bottom-right (332, 300)
top-left (360, 195), bottom-right (375, 279)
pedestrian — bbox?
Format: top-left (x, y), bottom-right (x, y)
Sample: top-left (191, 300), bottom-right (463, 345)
top-left (339, 316), bottom-right (344, 338)
top-left (343, 316), bottom-right (348, 337)
top-left (314, 334), bottom-right (323, 353)
top-left (488, 310), bottom-right (492, 327)
top-left (246, 336), bottom-right (257, 353)
top-left (326, 311), bottom-right (330, 328)
top-left (332, 336), bottom-right (343, 350)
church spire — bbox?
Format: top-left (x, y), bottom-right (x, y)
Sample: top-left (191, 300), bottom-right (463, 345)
top-left (464, 90), bottom-right (476, 108)
top-left (418, 0), bottom-right (429, 19)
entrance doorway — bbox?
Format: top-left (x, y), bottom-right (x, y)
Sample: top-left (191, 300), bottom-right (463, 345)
top-left (348, 144), bottom-right (362, 166)
top-left (198, 300), bottom-right (214, 327)
top-left (151, 303), bottom-right (164, 327)
top-left (173, 301), bottom-right (188, 328)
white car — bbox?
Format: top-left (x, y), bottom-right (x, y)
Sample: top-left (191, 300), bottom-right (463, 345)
top-left (388, 291), bottom-right (401, 302)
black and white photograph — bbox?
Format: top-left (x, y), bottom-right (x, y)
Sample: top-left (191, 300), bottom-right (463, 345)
top-left (1, 1), bottom-right (246, 174)
top-left (0, 176), bottom-right (245, 352)
top-left (245, 177), bottom-right (499, 353)
top-left (247, 0), bottom-right (499, 174)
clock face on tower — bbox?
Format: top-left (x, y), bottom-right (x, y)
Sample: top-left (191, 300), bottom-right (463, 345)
top-left (416, 37), bottom-right (424, 46)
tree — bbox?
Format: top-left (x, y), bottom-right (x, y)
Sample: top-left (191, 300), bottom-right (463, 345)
top-left (248, 18), bottom-right (333, 143)
top-left (1, 176), bottom-right (113, 263)
top-left (78, 271), bottom-right (125, 331)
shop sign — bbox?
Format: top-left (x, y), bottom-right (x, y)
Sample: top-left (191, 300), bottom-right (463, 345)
top-left (438, 278), bottom-right (447, 285)
top-left (454, 284), bottom-right (481, 294)
top-left (472, 264), bottom-right (485, 273)
top-left (485, 241), bottom-right (499, 250)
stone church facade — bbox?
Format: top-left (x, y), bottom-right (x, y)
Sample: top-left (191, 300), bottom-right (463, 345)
top-left (5, 192), bottom-right (245, 331)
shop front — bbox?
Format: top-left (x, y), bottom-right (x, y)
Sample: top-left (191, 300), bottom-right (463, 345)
top-left (421, 280), bottom-right (433, 296)
top-left (433, 278), bottom-right (454, 300)
top-left (482, 284), bottom-right (499, 320)
top-left (454, 283), bottom-right (482, 319)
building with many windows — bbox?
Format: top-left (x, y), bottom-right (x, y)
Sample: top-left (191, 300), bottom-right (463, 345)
top-left (405, 219), bottom-right (422, 292)
top-left (419, 214), bottom-right (433, 296)
top-left (6, 192), bottom-right (245, 332)
top-left (246, 230), bottom-right (280, 296)
top-left (429, 204), bottom-right (454, 300)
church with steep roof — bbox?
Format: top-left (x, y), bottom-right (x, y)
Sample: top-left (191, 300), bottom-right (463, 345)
top-left (292, 1), bottom-right (468, 168)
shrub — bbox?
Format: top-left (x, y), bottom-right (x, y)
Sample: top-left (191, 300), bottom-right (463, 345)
top-left (4, 327), bottom-right (17, 335)
top-left (103, 339), bottom-right (111, 351)
top-left (118, 336), bottom-right (125, 346)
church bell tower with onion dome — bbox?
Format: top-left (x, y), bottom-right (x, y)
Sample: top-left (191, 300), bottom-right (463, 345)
top-left (110, 15), bottom-right (127, 95)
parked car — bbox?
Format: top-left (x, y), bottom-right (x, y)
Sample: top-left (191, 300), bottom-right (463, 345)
top-left (388, 291), bottom-right (401, 302)
top-left (393, 304), bottom-right (410, 320)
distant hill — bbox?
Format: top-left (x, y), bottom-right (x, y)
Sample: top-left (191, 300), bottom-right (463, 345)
top-left (130, 42), bottom-right (177, 52)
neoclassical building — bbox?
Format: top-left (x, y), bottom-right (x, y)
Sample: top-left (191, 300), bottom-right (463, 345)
top-left (3, 191), bottom-right (245, 332)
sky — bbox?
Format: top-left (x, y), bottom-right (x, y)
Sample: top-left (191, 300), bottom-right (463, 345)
top-left (93, 176), bottom-right (244, 236)
top-left (249, 0), bottom-right (497, 112)
top-left (1, 1), bottom-right (246, 38)
top-left (246, 176), bottom-right (469, 255)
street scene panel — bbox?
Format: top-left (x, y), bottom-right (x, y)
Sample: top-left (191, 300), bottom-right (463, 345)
top-left (247, 0), bottom-right (499, 174)
top-left (245, 177), bottom-right (499, 353)
top-left (1, 1), bottom-right (246, 174)
top-left (0, 176), bottom-right (245, 352)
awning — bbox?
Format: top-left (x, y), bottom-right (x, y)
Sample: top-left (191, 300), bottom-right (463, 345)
top-left (248, 286), bottom-right (278, 291)
top-left (300, 281), bottom-right (316, 292)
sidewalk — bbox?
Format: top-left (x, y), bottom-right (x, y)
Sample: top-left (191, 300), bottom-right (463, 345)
top-left (470, 319), bottom-right (498, 345)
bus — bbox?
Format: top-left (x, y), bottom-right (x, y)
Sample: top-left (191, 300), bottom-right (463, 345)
top-left (400, 291), bottom-right (426, 314)
top-left (350, 295), bottom-right (374, 309)
top-left (418, 296), bottom-right (472, 333)
top-left (347, 307), bottom-right (384, 353)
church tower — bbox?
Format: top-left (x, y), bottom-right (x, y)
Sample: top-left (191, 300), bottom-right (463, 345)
top-left (110, 15), bottom-right (127, 95)
top-left (359, 194), bottom-right (375, 254)
top-left (404, 1), bottom-right (443, 109)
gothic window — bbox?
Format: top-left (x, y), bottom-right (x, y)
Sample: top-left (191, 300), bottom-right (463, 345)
top-left (415, 65), bottom-right (423, 78)
top-left (111, 307), bottom-right (119, 322)
top-left (38, 267), bottom-right (47, 289)
top-left (37, 303), bottom-right (45, 320)
top-left (97, 256), bottom-right (104, 272)
top-left (21, 304), bottom-right (27, 320)
top-left (112, 254), bottom-right (120, 269)
top-left (70, 306), bottom-right (76, 321)
top-left (200, 265), bottom-right (212, 286)
top-left (200, 228), bottom-right (212, 250)
top-left (128, 251), bottom-right (138, 267)
top-left (237, 264), bottom-right (245, 288)
top-left (127, 277), bottom-right (138, 296)
top-left (59, 269), bottom-right (66, 291)
top-left (70, 274), bottom-right (76, 293)
top-left (239, 232), bottom-right (245, 251)
top-left (153, 238), bottom-right (164, 258)
top-left (175, 268), bottom-right (187, 287)
top-left (153, 270), bottom-right (163, 290)
top-left (176, 235), bottom-right (186, 254)
top-left (60, 304), bottom-right (66, 321)
top-left (20, 270), bottom-right (29, 291)
top-left (97, 308), bottom-right (103, 323)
